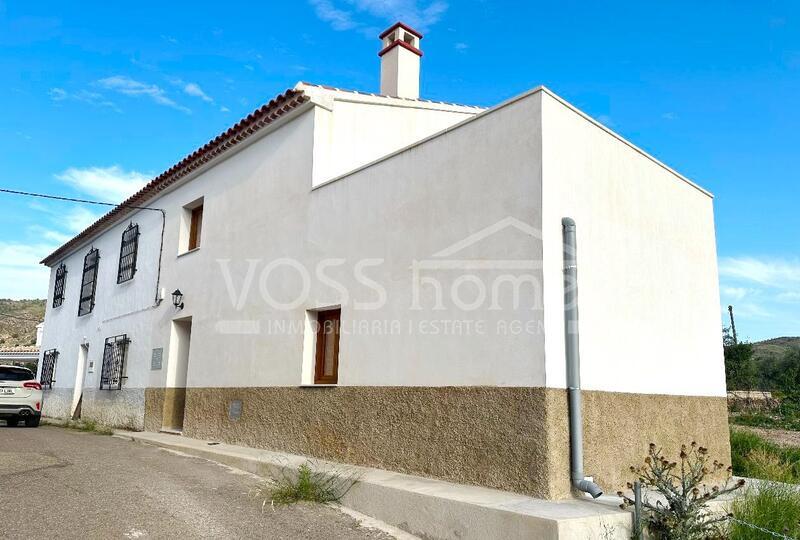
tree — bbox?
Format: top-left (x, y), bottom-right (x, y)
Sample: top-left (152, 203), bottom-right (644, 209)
top-left (724, 341), bottom-right (755, 390)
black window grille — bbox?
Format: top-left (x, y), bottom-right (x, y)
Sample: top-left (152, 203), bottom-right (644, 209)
top-left (78, 248), bottom-right (100, 316)
top-left (99, 334), bottom-right (130, 390)
top-left (53, 263), bottom-right (67, 308)
top-left (40, 349), bottom-right (58, 389)
top-left (117, 223), bottom-right (140, 283)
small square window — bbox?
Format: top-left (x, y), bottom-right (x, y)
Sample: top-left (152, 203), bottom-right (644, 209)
top-left (314, 308), bottom-right (341, 384)
top-left (188, 205), bottom-right (203, 251)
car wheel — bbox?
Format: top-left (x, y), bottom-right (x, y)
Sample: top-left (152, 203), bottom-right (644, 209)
top-left (5, 417), bottom-right (19, 427)
top-left (25, 416), bottom-right (41, 428)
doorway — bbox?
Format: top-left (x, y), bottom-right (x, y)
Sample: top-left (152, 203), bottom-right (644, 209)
top-left (71, 342), bottom-right (89, 419)
top-left (163, 317), bottom-right (192, 432)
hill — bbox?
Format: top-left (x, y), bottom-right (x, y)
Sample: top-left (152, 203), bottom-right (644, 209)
top-left (0, 299), bottom-right (46, 347)
top-left (752, 336), bottom-right (800, 362)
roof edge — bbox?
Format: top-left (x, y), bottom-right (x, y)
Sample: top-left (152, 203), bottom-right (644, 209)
top-left (41, 88), bottom-right (311, 266)
top-left (538, 86), bottom-right (714, 199)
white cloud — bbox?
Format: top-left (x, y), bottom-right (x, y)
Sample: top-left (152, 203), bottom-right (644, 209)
top-left (308, 0), bottom-right (448, 36)
top-left (96, 76), bottom-right (191, 114)
top-left (309, 0), bottom-right (358, 30)
top-left (719, 256), bottom-right (800, 287)
top-left (56, 165), bottom-right (149, 203)
top-left (49, 87), bottom-right (67, 101)
top-left (62, 206), bottom-right (103, 233)
top-left (183, 82), bottom-right (213, 103)
top-left (49, 87), bottom-right (120, 112)
top-left (661, 112), bottom-right (678, 120)
top-left (454, 42), bottom-right (468, 51)
top-left (720, 286), bottom-right (750, 301)
top-left (718, 255), bottom-right (800, 341)
top-left (220, 106), bottom-right (230, 113)
top-left (0, 242), bottom-right (55, 298)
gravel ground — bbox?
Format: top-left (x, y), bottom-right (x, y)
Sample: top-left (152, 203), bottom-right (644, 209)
top-left (0, 424), bottom-right (395, 540)
top-left (733, 425), bottom-right (800, 447)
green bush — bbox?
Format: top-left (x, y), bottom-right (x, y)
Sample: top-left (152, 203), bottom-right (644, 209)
top-left (730, 429), bottom-right (800, 483)
top-left (731, 484), bottom-right (800, 539)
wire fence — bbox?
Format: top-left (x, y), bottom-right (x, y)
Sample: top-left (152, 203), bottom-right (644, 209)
top-left (727, 516), bottom-right (798, 540)
top-left (630, 480), bottom-right (798, 540)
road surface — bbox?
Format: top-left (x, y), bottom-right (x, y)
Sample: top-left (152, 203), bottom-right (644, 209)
top-left (0, 424), bottom-right (394, 539)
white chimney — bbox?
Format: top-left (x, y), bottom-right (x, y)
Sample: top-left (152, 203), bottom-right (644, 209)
top-left (379, 22), bottom-right (422, 99)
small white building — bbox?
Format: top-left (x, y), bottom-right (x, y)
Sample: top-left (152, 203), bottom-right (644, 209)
top-left (38, 23), bottom-right (729, 499)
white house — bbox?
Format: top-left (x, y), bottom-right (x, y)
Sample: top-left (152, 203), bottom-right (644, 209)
top-left (37, 22), bottom-right (729, 500)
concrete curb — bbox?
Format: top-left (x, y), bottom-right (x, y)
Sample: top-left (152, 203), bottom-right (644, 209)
top-left (113, 430), bottom-right (634, 539)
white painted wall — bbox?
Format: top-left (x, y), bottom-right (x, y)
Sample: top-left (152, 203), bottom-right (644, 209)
top-left (540, 90), bottom-right (727, 397)
top-left (305, 84), bottom-right (480, 186)
top-left (39, 92), bottom-right (546, 392)
top-left (38, 203), bottom-right (165, 393)
top-left (38, 84), bottom-right (725, 400)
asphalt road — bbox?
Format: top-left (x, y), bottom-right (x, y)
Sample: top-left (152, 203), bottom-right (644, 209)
top-left (0, 424), bottom-right (394, 540)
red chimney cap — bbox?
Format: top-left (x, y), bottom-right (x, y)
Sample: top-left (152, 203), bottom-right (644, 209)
top-left (379, 22), bottom-right (423, 40)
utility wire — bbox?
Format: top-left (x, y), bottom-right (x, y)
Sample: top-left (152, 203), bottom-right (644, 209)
top-left (0, 188), bottom-right (161, 212)
top-left (1, 186), bottom-right (167, 305)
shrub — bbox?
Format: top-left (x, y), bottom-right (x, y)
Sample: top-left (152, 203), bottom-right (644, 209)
top-left (619, 442), bottom-right (744, 540)
top-left (730, 429), bottom-right (800, 483)
top-left (730, 484), bottom-right (800, 539)
top-left (252, 462), bottom-right (357, 509)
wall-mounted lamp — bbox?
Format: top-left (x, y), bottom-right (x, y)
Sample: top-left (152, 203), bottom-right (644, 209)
top-left (171, 289), bottom-right (184, 310)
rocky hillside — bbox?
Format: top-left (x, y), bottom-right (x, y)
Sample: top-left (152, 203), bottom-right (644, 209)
top-left (0, 299), bottom-right (45, 347)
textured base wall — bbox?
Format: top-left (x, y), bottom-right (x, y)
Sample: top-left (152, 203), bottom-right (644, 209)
top-left (144, 388), bottom-right (165, 432)
top-left (81, 388), bottom-right (145, 431)
top-left (545, 391), bottom-right (732, 496)
top-left (138, 386), bottom-right (730, 499)
top-left (42, 388), bottom-right (73, 419)
top-left (180, 387), bottom-right (562, 498)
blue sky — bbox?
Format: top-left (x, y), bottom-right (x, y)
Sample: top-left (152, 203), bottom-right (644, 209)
top-left (0, 0), bottom-right (797, 341)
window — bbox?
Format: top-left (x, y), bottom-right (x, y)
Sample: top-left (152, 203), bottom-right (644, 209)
top-left (52, 263), bottom-right (67, 308)
top-left (40, 349), bottom-right (58, 389)
top-left (99, 334), bottom-right (130, 390)
top-left (314, 308), bottom-right (341, 384)
top-left (117, 223), bottom-right (140, 283)
top-left (188, 205), bottom-right (203, 250)
top-left (0, 366), bottom-right (36, 382)
top-left (78, 248), bottom-right (100, 316)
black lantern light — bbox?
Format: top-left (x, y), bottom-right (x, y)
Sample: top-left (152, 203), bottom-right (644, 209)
top-left (171, 289), bottom-right (184, 310)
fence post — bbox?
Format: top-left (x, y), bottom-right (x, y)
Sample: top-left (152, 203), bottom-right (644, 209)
top-left (633, 480), bottom-right (643, 540)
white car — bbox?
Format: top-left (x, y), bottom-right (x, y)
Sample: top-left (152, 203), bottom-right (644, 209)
top-left (0, 365), bottom-right (43, 427)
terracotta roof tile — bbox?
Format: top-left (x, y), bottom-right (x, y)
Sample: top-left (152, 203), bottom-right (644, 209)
top-left (0, 346), bottom-right (39, 354)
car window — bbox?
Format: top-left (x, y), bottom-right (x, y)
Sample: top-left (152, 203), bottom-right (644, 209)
top-left (0, 367), bottom-right (34, 381)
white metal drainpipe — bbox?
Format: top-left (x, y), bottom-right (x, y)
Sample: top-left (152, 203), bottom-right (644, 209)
top-left (562, 217), bottom-right (603, 499)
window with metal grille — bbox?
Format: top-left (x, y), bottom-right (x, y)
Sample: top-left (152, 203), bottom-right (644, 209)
top-left (99, 334), bottom-right (130, 390)
top-left (117, 223), bottom-right (140, 283)
top-left (40, 349), bottom-right (58, 389)
top-left (52, 263), bottom-right (67, 308)
top-left (78, 248), bottom-right (100, 316)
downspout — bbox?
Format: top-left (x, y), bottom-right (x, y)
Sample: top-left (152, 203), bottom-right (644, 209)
top-left (562, 217), bottom-right (603, 499)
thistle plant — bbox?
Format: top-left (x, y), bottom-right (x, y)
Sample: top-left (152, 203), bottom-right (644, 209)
top-left (618, 442), bottom-right (745, 540)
